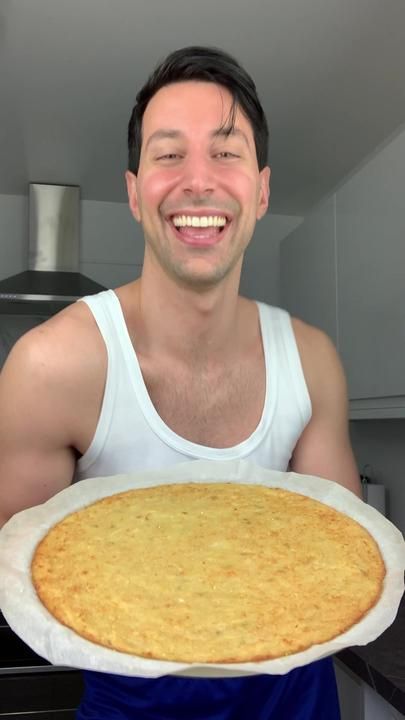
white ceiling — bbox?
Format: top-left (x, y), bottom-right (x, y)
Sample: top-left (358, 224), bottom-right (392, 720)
top-left (1, 0), bottom-right (405, 215)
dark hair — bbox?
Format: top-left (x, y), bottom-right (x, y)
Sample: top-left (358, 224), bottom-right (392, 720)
top-left (128, 46), bottom-right (269, 173)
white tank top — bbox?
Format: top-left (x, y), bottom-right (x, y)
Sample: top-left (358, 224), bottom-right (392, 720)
top-left (76, 290), bottom-right (311, 480)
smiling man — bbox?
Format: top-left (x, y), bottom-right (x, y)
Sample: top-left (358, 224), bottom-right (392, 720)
top-left (127, 80), bottom-right (269, 293)
top-left (0, 46), bottom-right (361, 719)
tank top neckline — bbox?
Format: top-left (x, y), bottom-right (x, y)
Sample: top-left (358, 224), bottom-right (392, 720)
top-left (108, 289), bottom-right (278, 460)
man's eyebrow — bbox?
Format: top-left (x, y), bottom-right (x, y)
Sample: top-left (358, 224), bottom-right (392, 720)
top-left (211, 127), bottom-right (250, 147)
top-left (145, 129), bottom-right (183, 150)
top-left (144, 127), bottom-right (250, 150)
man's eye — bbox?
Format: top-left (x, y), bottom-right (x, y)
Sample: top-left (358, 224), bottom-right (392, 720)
top-left (157, 153), bottom-right (181, 160)
top-left (215, 151), bottom-right (239, 159)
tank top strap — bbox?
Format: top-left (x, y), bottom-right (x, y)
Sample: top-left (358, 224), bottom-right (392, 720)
top-left (257, 303), bottom-right (311, 427)
top-left (77, 290), bottom-right (126, 473)
top-left (79, 289), bottom-right (122, 345)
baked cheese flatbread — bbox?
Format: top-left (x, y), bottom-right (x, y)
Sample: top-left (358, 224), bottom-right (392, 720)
top-left (31, 482), bottom-right (385, 663)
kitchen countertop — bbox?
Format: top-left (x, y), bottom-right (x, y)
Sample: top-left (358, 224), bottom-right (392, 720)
top-left (336, 590), bottom-right (405, 714)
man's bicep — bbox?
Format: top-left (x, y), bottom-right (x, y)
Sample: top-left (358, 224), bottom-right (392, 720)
top-left (290, 414), bottom-right (361, 497)
top-left (0, 339), bottom-right (75, 527)
top-left (291, 323), bottom-right (361, 497)
top-left (0, 443), bottom-right (75, 528)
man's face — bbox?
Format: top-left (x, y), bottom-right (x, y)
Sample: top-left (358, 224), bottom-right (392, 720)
top-left (126, 81), bottom-right (270, 289)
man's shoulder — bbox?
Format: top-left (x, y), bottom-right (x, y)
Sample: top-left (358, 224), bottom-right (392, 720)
top-left (240, 298), bottom-right (337, 359)
top-left (252, 301), bottom-right (335, 352)
top-left (290, 316), bottom-right (336, 355)
top-left (4, 299), bottom-right (105, 382)
top-left (290, 316), bottom-right (346, 404)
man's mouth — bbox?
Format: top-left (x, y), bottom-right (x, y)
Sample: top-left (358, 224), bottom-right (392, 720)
top-left (168, 214), bottom-right (231, 245)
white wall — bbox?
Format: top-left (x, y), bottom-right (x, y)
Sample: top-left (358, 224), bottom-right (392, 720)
top-left (0, 193), bottom-right (300, 304)
top-left (80, 199), bottom-right (144, 287)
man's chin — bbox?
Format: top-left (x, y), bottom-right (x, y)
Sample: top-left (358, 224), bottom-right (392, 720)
top-left (169, 263), bottom-right (233, 292)
top-left (149, 244), bottom-right (243, 292)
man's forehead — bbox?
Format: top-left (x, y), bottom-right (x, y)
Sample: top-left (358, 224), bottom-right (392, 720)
top-left (141, 81), bottom-right (252, 143)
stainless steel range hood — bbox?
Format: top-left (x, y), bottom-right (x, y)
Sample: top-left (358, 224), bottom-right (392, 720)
top-left (0, 184), bottom-right (106, 315)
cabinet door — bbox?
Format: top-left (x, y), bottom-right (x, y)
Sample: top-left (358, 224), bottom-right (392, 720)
top-left (280, 196), bottom-right (338, 345)
top-left (336, 130), bottom-right (405, 400)
top-left (363, 683), bottom-right (405, 719)
top-left (333, 660), bottom-right (364, 719)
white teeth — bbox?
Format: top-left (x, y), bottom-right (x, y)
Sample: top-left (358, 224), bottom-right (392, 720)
top-left (172, 215), bottom-right (227, 228)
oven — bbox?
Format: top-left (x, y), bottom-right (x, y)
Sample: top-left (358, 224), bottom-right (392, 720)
top-left (0, 611), bottom-right (83, 719)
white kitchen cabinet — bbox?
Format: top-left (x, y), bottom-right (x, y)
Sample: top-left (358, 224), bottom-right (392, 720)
top-left (334, 661), bottom-right (405, 720)
top-left (336, 129), bottom-right (405, 417)
top-left (363, 683), bottom-right (405, 720)
top-left (334, 659), bottom-right (364, 718)
top-left (280, 127), bottom-right (405, 419)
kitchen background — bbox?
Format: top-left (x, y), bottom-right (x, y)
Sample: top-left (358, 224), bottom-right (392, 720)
top-left (0, 1), bottom-right (404, 718)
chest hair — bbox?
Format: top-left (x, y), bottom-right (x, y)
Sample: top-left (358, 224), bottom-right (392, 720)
top-left (141, 352), bottom-right (266, 448)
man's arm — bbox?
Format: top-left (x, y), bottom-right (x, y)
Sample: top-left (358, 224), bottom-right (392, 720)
top-left (0, 326), bottom-right (77, 528)
top-left (290, 319), bottom-right (362, 498)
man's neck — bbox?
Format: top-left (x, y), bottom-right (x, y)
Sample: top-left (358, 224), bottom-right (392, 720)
top-left (120, 268), bottom-right (246, 364)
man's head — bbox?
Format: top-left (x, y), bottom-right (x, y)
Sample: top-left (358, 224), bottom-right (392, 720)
top-left (126, 47), bottom-right (270, 290)
top-left (128, 46), bottom-right (269, 175)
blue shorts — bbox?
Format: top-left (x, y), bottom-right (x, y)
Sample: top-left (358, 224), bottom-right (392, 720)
top-left (76, 658), bottom-right (340, 719)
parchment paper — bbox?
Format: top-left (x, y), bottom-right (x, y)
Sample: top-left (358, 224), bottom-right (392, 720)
top-left (1, 459), bottom-right (404, 678)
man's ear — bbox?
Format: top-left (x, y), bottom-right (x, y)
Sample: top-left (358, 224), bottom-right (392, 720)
top-left (125, 170), bottom-right (142, 222)
top-left (256, 166), bottom-right (271, 220)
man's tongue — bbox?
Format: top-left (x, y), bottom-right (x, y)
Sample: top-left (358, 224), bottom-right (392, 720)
top-left (176, 225), bottom-right (222, 240)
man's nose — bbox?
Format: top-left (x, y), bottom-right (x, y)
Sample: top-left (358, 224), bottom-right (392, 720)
top-left (181, 156), bottom-right (216, 196)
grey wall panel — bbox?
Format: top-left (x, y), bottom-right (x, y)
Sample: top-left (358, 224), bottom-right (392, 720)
top-left (280, 196), bottom-right (338, 345)
top-left (241, 213), bottom-right (301, 306)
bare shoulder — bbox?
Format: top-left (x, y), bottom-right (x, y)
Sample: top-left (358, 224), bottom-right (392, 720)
top-left (4, 300), bottom-right (104, 379)
top-left (291, 316), bottom-right (338, 359)
top-left (0, 300), bottom-right (107, 452)
top-left (290, 316), bottom-right (346, 399)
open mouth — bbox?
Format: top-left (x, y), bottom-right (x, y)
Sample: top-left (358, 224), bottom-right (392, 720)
top-left (168, 214), bottom-right (231, 245)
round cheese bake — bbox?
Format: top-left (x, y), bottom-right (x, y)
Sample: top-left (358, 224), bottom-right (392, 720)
top-left (31, 482), bottom-right (385, 663)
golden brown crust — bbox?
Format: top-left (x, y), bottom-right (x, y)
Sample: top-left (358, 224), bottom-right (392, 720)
top-left (31, 483), bottom-right (385, 663)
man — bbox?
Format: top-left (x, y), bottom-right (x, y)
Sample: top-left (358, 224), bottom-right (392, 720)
top-left (0, 46), bottom-right (360, 719)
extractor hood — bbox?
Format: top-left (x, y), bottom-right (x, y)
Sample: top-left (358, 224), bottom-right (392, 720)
top-left (0, 184), bottom-right (106, 315)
